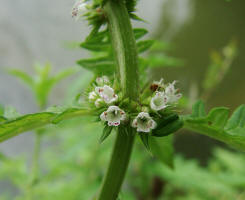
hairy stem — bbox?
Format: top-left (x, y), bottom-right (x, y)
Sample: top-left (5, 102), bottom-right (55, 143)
top-left (98, 1), bottom-right (139, 199)
top-left (98, 127), bottom-right (135, 200)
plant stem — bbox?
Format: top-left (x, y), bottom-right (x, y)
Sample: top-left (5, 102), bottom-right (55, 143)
top-left (98, 1), bottom-right (139, 199)
top-left (105, 0), bottom-right (139, 100)
top-left (98, 126), bottom-right (135, 200)
top-left (26, 132), bottom-right (42, 200)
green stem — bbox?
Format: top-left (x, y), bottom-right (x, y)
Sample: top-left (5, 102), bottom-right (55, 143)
top-left (98, 1), bottom-right (139, 199)
top-left (26, 132), bottom-right (42, 200)
top-left (98, 127), bottom-right (135, 200)
top-left (105, 0), bottom-right (139, 100)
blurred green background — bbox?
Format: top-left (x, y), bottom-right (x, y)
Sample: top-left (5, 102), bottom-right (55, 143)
top-left (0, 0), bottom-right (245, 199)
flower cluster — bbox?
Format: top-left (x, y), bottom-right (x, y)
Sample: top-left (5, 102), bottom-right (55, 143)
top-left (89, 77), bottom-right (182, 133)
top-left (72, 0), bottom-right (88, 20)
top-left (150, 80), bottom-right (182, 111)
top-left (88, 76), bottom-right (118, 108)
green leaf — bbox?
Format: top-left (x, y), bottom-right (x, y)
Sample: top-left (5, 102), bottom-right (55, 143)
top-left (8, 69), bottom-right (34, 88)
top-left (77, 56), bottom-right (115, 75)
top-left (125, 0), bottom-right (137, 12)
top-left (207, 107), bottom-right (229, 128)
top-left (129, 13), bottom-right (145, 22)
top-left (81, 41), bottom-right (110, 52)
top-left (133, 28), bottom-right (148, 40)
top-left (100, 126), bottom-right (113, 143)
top-left (0, 112), bottom-right (56, 142)
top-left (137, 40), bottom-right (155, 53)
top-left (149, 135), bottom-right (174, 168)
top-left (0, 107), bottom-right (90, 143)
top-left (191, 100), bottom-right (206, 118)
top-left (81, 30), bottom-right (110, 52)
top-left (139, 133), bottom-right (149, 150)
top-left (152, 117), bottom-right (183, 137)
top-left (225, 105), bottom-right (245, 136)
top-left (139, 55), bottom-right (183, 70)
top-left (225, 105), bottom-right (245, 131)
top-left (155, 114), bottom-right (179, 130)
top-left (183, 102), bottom-right (245, 151)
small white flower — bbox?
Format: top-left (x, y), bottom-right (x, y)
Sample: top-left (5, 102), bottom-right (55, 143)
top-left (72, 0), bottom-right (88, 20)
top-left (150, 92), bottom-right (169, 111)
top-left (96, 76), bottom-right (110, 86)
top-left (132, 112), bottom-right (157, 133)
top-left (153, 78), bottom-right (165, 88)
top-left (88, 91), bottom-right (97, 101)
top-left (95, 85), bottom-right (118, 104)
top-left (95, 98), bottom-right (103, 108)
top-left (165, 81), bottom-right (182, 103)
top-left (100, 106), bottom-right (126, 126)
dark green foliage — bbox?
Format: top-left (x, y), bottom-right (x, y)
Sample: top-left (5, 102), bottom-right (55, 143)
top-left (77, 56), bottom-right (114, 75)
top-left (152, 118), bottom-right (183, 137)
top-left (100, 125), bottom-right (113, 143)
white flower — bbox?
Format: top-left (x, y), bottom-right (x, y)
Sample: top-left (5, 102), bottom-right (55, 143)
top-left (132, 112), bottom-right (157, 133)
top-left (153, 78), bottom-right (165, 88)
top-left (72, 0), bottom-right (88, 20)
top-left (95, 98), bottom-right (103, 108)
top-left (100, 106), bottom-right (126, 126)
top-left (95, 85), bottom-right (118, 104)
top-left (88, 91), bottom-right (97, 101)
top-left (96, 76), bottom-right (110, 86)
top-left (165, 81), bottom-right (182, 103)
top-left (150, 92), bottom-right (169, 111)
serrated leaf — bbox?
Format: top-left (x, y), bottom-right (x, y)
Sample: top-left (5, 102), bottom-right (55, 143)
top-left (139, 133), bottom-right (149, 150)
top-left (139, 55), bottom-right (183, 70)
top-left (191, 100), bottom-right (206, 118)
top-left (137, 40), bottom-right (154, 53)
top-left (100, 126), bottom-right (113, 143)
top-left (225, 105), bottom-right (245, 131)
top-left (207, 107), bottom-right (229, 128)
top-left (77, 57), bottom-right (114, 75)
top-left (81, 30), bottom-right (110, 52)
top-left (183, 102), bottom-right (245, 151)
top-left (149, 135), bottom-right (174, 168)
top-left (0, 107), bottom-right (90, 143)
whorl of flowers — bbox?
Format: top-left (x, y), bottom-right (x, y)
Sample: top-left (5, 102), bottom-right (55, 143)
top-left (88, 77), bottom-right (182, 132)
